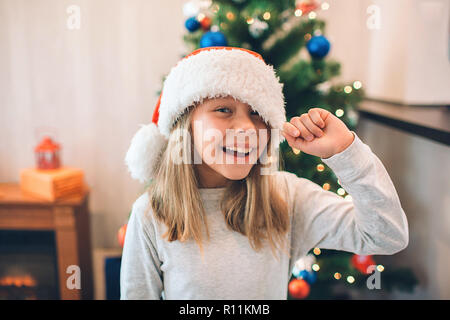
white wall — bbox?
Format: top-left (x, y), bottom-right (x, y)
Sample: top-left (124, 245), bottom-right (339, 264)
top-left (322, 0), bottom-right (450, 105)
top-left (0, 0), bottom-right (187, 248)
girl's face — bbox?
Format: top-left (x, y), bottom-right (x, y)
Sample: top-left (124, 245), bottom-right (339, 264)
top-left (191, 96), bottom-right (270, 188)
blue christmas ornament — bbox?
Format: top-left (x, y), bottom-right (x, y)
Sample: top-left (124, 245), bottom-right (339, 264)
top-left (306, 270), bottom-right (317, 284)
top-left (185, 17), bottom-right (201, 32)
top-left (200, 31), bottom-right (228, 48)
top-left (298, 270), bottom-right (317, 284)
top-left (307, 35), bottom-right (330, 59)
top-left (298, 270), bottom-right (309, 280)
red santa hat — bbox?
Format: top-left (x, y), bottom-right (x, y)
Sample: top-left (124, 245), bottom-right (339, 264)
top-left (125, 46), bottom-right (287, 183)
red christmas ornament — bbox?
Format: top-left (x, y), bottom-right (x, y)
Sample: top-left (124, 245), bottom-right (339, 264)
top-left (200, 16), bottom-right (212, 31)
top-left (118, 223), bottom-right (127, 248)
top-left (288, 279), bottom-right (310, 299)
top-left (351, 254), bottom-right (376, 274)
top-left (34, 136), bottom-right (61, 169)
top-left (296, 0), bottom-right (319, 15)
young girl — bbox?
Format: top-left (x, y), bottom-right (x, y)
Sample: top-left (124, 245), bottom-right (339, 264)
top-left (120, 46), bottom-right (409, 300)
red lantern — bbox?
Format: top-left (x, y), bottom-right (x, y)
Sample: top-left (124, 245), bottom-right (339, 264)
top-left (288, 279), bottom-right (310, 299)
top-left (34, 136), bottom-right (61, 169)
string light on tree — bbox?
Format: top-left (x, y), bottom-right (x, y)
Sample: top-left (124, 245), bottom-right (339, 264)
top-left (344, 85), bottom-right (353, 93)
top-left (295, 9), bottom-right (303, 17)
top-left (347, 276), bottom-right (355, 284)
top-left (323, 183), bottom-right (330, 191)
top-left (316, 164), bottom-right (325, 172)
top-left (308, 11), bottom-right (317, 20)
top-left (321, 2), bottom-right (330, 10)
top-left (337, 188), bottom-right (346, 196)
top-left (263, 11), bottom-right (271, 20)
top-left (335, 108), bottom-right (344, 117)
top-left (226, 11), bottom-right (235, 20)
top-left (353, 80), bottom-right (362, 89)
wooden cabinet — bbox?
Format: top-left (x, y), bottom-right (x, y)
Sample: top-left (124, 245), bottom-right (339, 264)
top-left (0, 183), bottom-right (93, 300)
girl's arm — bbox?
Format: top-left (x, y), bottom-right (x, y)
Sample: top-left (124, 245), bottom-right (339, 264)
top-left (120, 193), bottom-right (163, 300)
top-left (285, 131), bottom-right (409, 263)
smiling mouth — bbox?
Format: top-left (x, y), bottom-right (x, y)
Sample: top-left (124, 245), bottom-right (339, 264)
top-left (221, 146), bottom-right (253, 157)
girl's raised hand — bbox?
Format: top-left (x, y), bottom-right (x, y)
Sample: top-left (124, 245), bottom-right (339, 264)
top-left (281, 108), bottom-right (355, 159)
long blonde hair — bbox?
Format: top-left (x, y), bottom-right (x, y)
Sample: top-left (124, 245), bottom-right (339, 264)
top-left (147, 104), bottom-right (290, 260)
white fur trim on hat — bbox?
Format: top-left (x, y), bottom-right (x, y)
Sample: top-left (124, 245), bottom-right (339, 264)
top-left (124, 123), bottom-right (167, 183)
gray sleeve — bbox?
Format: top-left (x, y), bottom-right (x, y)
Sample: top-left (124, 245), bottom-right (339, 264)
top-left (120, 193), bottom-right (163, 300)
top-left (288, 131), bottom-right (409, 263)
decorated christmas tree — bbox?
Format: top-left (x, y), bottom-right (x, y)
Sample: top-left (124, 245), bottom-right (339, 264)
top-left (154, 0), bottom-right (418, 299)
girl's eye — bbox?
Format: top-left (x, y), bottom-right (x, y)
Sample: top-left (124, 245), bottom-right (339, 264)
top-left (216, 107), bottom-right (231, 113)
top-left (251, 110), bottom-right (260, 116)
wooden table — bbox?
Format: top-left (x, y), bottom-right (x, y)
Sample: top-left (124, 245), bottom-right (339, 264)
top-left (0, 183), bottom-right (93, 300)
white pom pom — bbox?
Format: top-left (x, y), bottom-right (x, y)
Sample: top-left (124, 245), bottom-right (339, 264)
top-left (125, 123), bottom-right (168, 183)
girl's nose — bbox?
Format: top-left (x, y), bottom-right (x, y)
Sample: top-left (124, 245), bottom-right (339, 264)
top-left (234, 112), bottom-right (257, 133)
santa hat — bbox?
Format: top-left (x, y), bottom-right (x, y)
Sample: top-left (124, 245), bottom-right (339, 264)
top-left (125, 46), bottom-right (287, 183)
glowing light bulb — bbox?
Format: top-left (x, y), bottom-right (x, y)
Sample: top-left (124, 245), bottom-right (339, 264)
top-left (347, 276), bottom-right (355, 284)
top-left (321, 2), bottom-right (330, 10)
top-left (353, 81), bottom-right (362, 89)
top-left (335, 109), bottom-right (344, 117)
top-left (226, 12), bottom-right (235, 20)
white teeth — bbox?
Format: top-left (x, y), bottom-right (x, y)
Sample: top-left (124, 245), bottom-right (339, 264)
top-left (224, 146), bottom-right (253, 154)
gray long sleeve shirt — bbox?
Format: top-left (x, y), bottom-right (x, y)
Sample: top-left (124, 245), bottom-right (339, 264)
top-left (120, 131), bottom-right (409, 299)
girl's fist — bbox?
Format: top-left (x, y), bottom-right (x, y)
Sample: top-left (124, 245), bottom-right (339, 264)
top-left (281, 108), bottom-right (354, 159)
